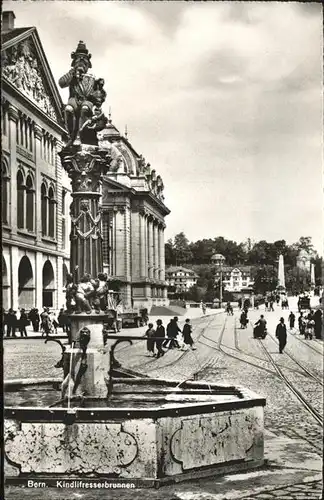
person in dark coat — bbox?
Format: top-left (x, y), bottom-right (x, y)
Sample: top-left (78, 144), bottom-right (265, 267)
top-left (58, 308), bottom-right (67, 332)
top-left (145, 323), bottom-right (156, 356)
top-left (18, 308), bottom-right (29, 337)
top-left (182, 318), bottom-right (196, 350)
top-left (154, 319), bottom-right (165, 358)
top-left (288, 311), bottom-right (295, 330)
top-left (240, 310), bottom-right (248, 329)
top-left (314, 309), bottom-right (322, 339)
top-left (254, 315), bottom-right (267, 338)
top-left (6, 309), bottom-right (17, 337)
top-left (163, 318), bottom-right (181, 349)
top-left (2, 308), bottom-right (7, 337)
top-left (28, 308), bottom-right (40, 332)
top-left (276, 317), bottom-right (287, 353)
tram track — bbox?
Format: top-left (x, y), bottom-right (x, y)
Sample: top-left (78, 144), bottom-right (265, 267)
top-left (198, 316), bottom-right (304, 378)
top-left (266, 331), bottom-right (323, 386)
top-left (257, 338), bottom-right (323, 426)
top-left (287, 328), bottom-right (323, 356)
top-left (128, 314), bottom-right (218, 372)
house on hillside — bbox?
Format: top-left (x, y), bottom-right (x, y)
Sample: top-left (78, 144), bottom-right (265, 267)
top-left (165, 266), bottom-right (199, 294)
top-left (215, 266), bottom-right (254, 293)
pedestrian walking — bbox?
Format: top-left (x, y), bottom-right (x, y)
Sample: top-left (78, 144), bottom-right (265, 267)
top-left (254, 315), bottom-right (267, 339)
top-left (264, 298), bottom-right (269, 311)
top-left (305, 317), bottom-right (315, 340)
top-left (181, 318), bottom-right (196, 350)
top-left (28, 308), bottom-right (40, 332)
top-left (314, 309), bottom-right (322, 339)
top-left (50, 311), bottom-right (59, 334)
top-left (18, 308), bottom-right (29, 337)
top-left (58, 308), bottom-right (67, 332)
top-left (269, 300), bottom-right (274, 312)
top-left (276, 317), bottom-right (287, 353)
top-left (154, 319), bottom-right (165, 358)
top-left (240, 310), bottom-right (248, 329)
top-left (163, 317), bottom-right (181, 349)
top-left (288, 311), bottom-right (295, 330)
top-left (6, 309), bottom-right (17, 337)
top-left (145, 323), bottom-right (156, 357)
top-left (40, 308), bottom-right (52, 337)
top-left (2, 308), bottom-right (8, 336)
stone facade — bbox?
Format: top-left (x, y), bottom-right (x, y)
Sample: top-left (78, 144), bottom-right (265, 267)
top-left (99, 126), bottom-right (170, 310)
top-left (1, 15), bottom-right (71, 311)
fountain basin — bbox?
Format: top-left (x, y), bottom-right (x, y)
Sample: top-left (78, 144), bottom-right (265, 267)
top-left (4, 378), bottom-right (265, 483)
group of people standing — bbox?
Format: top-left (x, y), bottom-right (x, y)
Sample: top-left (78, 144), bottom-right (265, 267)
top-left (2, 306), bottom-right (71, 338)
top-left (145, 316), bottom-right (196, 358)
top-left (295, 309), bottom-right (322, 340)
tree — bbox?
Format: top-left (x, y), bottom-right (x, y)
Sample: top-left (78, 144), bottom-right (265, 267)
top-left (286, 267), bottom-right (312, 295)
top-left (253, 266), bottom-right (277, 294)
top-left (165, 238), bottom-right (175, 265)
top-left (296, 236), bottom-right (314, 253)
top-left (173, 232), bottom-right (193, 264)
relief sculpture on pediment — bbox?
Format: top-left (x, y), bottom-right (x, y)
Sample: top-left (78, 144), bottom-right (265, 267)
top-left (2, 39), bottom-right (57, 120)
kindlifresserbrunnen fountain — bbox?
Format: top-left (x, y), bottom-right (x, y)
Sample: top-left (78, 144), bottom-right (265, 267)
top-left (4, 42), bottom-right (265, 485)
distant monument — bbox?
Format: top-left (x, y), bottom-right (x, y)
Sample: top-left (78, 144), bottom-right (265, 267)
top-left (277, 254), bottom-right (286, 292)
top-left (311, 263), bottom-right (315, 290)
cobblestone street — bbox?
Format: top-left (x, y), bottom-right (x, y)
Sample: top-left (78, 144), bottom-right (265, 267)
top-left (4, 300), bottom-right (323, 499)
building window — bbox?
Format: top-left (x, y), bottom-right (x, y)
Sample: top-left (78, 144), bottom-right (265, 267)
top-left (62, 190), bottom-right (66, 215)
top-left (1, 102), bottom-right (8, 136)
top-left (17, 170), bottom-right (25, 229)
top-left (1, 161), bottom-right (10, 224)
top-left (41, 183), bottom-right (47, 236)
top-left (26, 175), bottom-right (34, 232)
top-left (48, 187), bottom-right (55, 238)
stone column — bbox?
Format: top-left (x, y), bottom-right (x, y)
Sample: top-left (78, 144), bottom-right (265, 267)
top-left (153, 220), bottom-right (159, 280)
top-left (159, 223), bottom-right (166, 281)
top-left (114, 206), bottom-right (126, 277)
top-left (59, 144), bottom-right (112, 398)
top-left (60, 147), bottom-right (110, 279)
top-left (8, 104), bottom-right (19, 235)
top-left (148, 216), bottom-right (154, 279)
top-left (35, 251), bottom-right (43, 310)
top-left (10, 246), bottom-right (19, 311)
top-left (34, 124), bottom-right (43, 243)
top-left (139, 210), bottom-right (146, 278)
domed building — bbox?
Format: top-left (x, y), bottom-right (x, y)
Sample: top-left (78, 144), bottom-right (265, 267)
top-left (98, 120), bottom-right (170, 310)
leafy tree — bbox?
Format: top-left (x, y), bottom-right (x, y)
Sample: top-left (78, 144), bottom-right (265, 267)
top-left (253, 265), bottom-right (277, 294)
top-left (173, 232), bottom-right (193, 264)
top-left (165, 238), bottom-right (175, 265)
top-left (286, 267), bottom-right (312, 295)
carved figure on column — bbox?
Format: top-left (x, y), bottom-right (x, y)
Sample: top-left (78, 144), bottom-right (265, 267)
top-left (59, 41), bottom-right (107, 146)
top-left (75, 274), bottom-right (96, 314)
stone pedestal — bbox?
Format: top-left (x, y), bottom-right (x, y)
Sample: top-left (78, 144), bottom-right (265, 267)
top-left (64, 313), bottom-right (109, 398)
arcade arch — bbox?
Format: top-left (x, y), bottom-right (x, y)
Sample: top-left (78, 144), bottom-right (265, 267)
top-left (42, 260), bottom-right (55, 307)
top-left (18, 255), bottom-right (34, 309)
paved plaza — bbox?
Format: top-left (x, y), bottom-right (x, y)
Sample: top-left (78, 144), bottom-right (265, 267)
top-left (4, 297), bottom-right (323, 500)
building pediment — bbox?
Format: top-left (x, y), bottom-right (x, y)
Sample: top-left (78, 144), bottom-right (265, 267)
top-left (2, 28), bottom-right (64, 125)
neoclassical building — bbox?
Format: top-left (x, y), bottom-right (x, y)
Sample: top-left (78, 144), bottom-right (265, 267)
top-left (1, 11), bottom-right (71, 311)
top-left (2, 11), bottom-right (170, 312)
top-left (98, 124), bottom-right (170, 309)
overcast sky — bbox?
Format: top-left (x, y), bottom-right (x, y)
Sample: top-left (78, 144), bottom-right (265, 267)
top-left (4, 1), bottom-right (323, 254)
